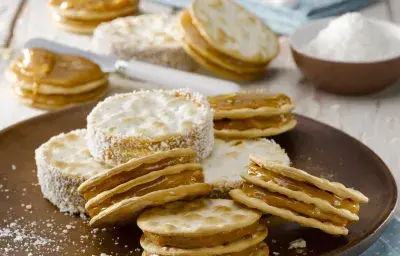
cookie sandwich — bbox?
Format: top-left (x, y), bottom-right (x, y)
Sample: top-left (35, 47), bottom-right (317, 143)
top-left (48, 0), bottom-right (138, 34)
top-left (138, 199), bottom-right (269, 255)
top-left (202, 138), bottom-right (290, 197)
top-left (87, 89), bottom-right (214, 165)
top-left (209, 92), bottom-right (296, 139)
top-left (78, 148), bottom-right (197, 200)
top-left (84, 152), bottom-right (210, 227)
top-left (179, 0), bottom-right (279, 81)
top-left (6, 48), bottom-right (108, 109)
top-left (230, 155), bottom-right (369, 235)
top-left (93, 14), bottom-right (198, 71)
top-left (35, 129), bottom-right (109, 214)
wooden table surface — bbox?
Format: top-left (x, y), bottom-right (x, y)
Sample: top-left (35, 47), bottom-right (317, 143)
top-left (0, 0), bottom-right (399, 216)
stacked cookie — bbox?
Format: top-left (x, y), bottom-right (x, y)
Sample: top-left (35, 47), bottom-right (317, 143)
top-left (35, 129), bottom-right (110, 214)
top-left (179, 0), bottom-right (279, 81)
top-left (48, 0), bottom-right (139, 34)
top-left (208, 92), bottom-right (297, 139)
top-left (78, 149), bottom-right (210, 227)
top-left (87, 89), bottom-right (214, 165)
top-left (138, 199), bottom-right (269, 256)
top-left (230, 155), bottom-right (369, 235)
top-left (93, 14), bottom-right (198, 71)
top-left (6, 48), bottom-right (108, 109)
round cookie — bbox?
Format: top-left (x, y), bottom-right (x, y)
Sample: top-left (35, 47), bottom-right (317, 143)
top-left (189, 0), bottom-right (279, 63)
top-left (87, 89), bottom-right (214, 165)
top-left (35, 129), bottom-right (109, 214)
top-left (6, 48), bottom-right (109, 109)
top-left (48, 0), bottom-right (139, 34)
top-left (93, 14), bottom-right (198, 71)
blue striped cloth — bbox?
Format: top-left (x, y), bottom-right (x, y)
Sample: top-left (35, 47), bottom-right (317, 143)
top-left (151, 0), bottom-right (372, 34)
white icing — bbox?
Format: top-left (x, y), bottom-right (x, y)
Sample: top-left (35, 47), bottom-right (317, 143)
top-left (89, 90), bottom-right (209, 138)
top-left (202, 138), bottom-right (290, 184)
top-left (38, 129), bottom-right (108, 178)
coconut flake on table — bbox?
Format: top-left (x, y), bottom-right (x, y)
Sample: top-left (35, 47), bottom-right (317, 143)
top-left (303, 12), bottom-right (400, 62)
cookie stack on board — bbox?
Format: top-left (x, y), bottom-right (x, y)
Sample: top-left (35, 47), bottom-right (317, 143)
top-left (93, 14), bottom-right (198, 71)
top-left (230, 155), bottom-right (369, 235)
top-left (48, 0), bottom-right (139, 34)
top-left (180, 0), bottom-right (279, 81)
top-left (138, 199), bottom-right (269, 256)
top-left (6, 48), bottom-right (109, 109)
top-left (208, 92), bottom-right (297, 139)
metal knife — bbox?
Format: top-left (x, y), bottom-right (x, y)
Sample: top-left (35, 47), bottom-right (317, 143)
top-left (24, 38), bottom-right (241, 96)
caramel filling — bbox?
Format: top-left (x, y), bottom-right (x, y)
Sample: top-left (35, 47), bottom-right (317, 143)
top-left (242, 184), bottom-right (349, 226)
top-left (180, 10), bottom-right (267, 69)
top-left (12, 48), bottom-right (105, 86)
top-left (248, 164), bottom-right (359, 214)
top-left (50, 0), bottom-right (134, 12)
top-left (83, 155), bottom-right (196, 200)
top-left (214, 114), bottom-right (293, 131)
top-left (87, 169), bottom-right (204, 217)
top-left (143, 221), bottom-right (259, 249)
top-left (208, 93), bottom-right (291, 111)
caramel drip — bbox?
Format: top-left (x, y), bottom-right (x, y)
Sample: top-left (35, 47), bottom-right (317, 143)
top-left (143, 222), bottom-right (259, 249)
top-left (82, 155), bottom-right (197, 200)
top-left (248, 163), bottom-right (359, 214)
top-left (242, 184), bottom-right (349, 226)
top-left (214, 114), bottom-right (293, 131)
top-left (87, 169), bottom-right (204, 217)
top-left (208, 92), bottom-right (291, 111)
top-left (50, 0), bottom-right (133, 12)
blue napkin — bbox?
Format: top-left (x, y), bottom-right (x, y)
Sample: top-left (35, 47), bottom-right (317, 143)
top-left (362, 217), bottom-right (400, 256)
top-left (151, 0), bottom-right (372, 34)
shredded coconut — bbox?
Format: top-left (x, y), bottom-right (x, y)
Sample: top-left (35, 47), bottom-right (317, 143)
top-left (303, 12), bottom-right (400, 62)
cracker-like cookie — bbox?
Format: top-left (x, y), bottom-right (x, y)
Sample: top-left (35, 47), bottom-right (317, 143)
top-left (87, 163), bottom-right (210, 227)
top-left (180, 10), bottom-right (267, 73)
top-left (93, 14), bottom-right (198, 71)
top-left (250, 155), bottom-right (369, 203)
top-left (182, 42), bottom-right (265, 82)
top-left (208, 92), bottom-right (294, 120)
top-left (189, 0), bottom-right (279, 63)
top-left (202, 139), bottom-right (290, 197)
top-left (241, 173), bottom-right (359, 221)
top-left (140, 225), bottom-right (267, 256)
top-left (87, 89), bottom-right (214, 165)
top-left (78, 148), bottom-right (197, 200)
top-left (35, 129), bottom-right (109, 214)
top-left (48, 0), bottom-right (138, 34)
top-left (214, 118), bottom-right (297, 139)
top-left (230, 189), bottom-right (348, 235)
top-left (138, 199), bottom-right (261, 236)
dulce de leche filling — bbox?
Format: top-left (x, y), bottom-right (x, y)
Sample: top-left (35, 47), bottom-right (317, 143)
top-left (214, 114), bottom-right (294, 131)
top-left (12, 48), bottom-right (105, 86)
top-left (248, 163), bottom-right (359, 214)
top-left (87, 169), bottom-right (204, 217)
top-left (242, 183), bottom-right (349, 226)
top-left (143, 221), bottom-right (259, 249)
top-left (82, 155), bottom-right (196, 200)
top-left (50, 0), bottom-right (134, 12)
top-left (208, 93), bottom-right (291, 111)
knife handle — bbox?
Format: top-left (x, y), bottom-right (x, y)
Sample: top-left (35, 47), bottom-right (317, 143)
top-left (115, 60), bottom-right (240, 96)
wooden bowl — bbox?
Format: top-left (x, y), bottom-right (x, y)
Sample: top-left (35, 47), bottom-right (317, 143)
top-left (289, 18), bottom-right (400, 95)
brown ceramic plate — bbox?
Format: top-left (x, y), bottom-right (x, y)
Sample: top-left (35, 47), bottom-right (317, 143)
top-left (0, 103), bottom-right (397, 256)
